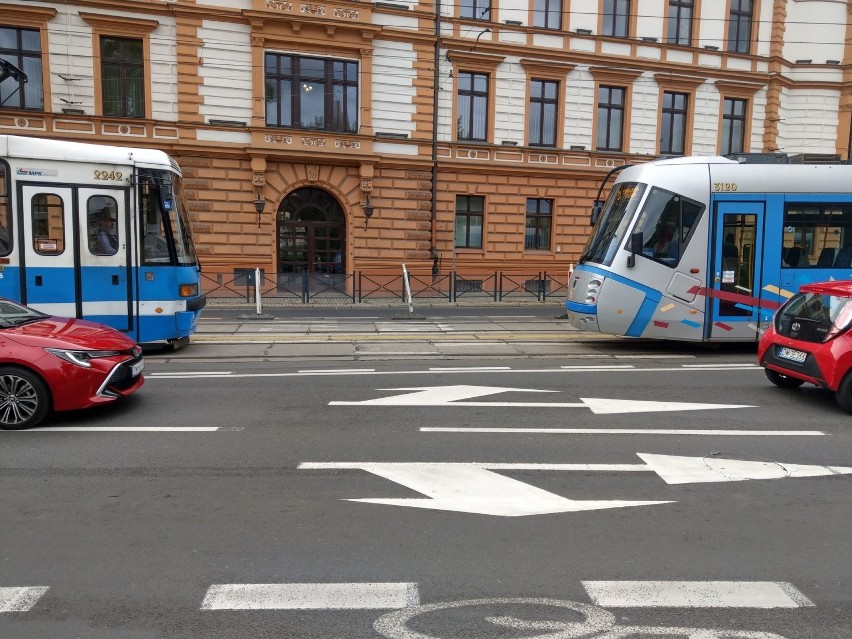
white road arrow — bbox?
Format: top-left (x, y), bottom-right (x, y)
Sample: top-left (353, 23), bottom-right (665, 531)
top-left (315, 463), bottom-right (671, 517)
top-left (300, 455), bottom-right (852, 516)
top-left (330, 385), bottom-right (753, 414)
top-left (638, 453), bottom-right (852, 485)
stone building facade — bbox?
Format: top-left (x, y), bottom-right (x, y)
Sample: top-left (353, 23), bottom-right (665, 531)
top-left (2, 0), bottom-right (851, 280)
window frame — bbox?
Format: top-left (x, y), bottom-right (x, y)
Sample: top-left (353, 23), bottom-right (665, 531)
top-left (533, 0), bottom-right (562, 31)
top-left (602, 0), bottom-right (631, 38)
top-left (720, 96), bottom-right (748, 155)
top-left (0, 8), bottom-right (55, 112)
top-left (264, 52), bottom-right (359, 133)
top-left (596, 85), bottom-right (626, 152)
top-left (0, 25), bottom-right (43, 111)
top-left (525, 198), bottom-right (553, 251)
top-left (100, 35), bottom-right (145, 119)
top-left (455, 195), bottom-right (484, 249)
top-left (665, 0), bottom-right (694, 46)
top-left (660, 91), bottom-right (689, 156)
top-left (456, 70), bottom-right (490, 142)
top-left (80, 13), bottom-right (157, 119)
top-left (460, 0), bottom-right (491, 21)
top-left (726, 0), bottom-right (753, 54)
top-left (528, 78), bottom-right (559, 147)
top-left (31, 193), bottom-right (65, 256)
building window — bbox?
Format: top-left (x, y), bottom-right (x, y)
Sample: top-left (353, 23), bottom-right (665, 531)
top-left (533, 0), bottom-right (562, 30)
top-left (265, 53), bottom-right (358, 133)
top-left (529, 79), bottom-right (558, 147)
top-left (0, 26), bottom-right (43, 110)
top-left (457, 71), bottom-right (488, 142)
top-left (721, 97), bottom-right (747, 154)
top-left (101, 36), bottom-right (144, 118)
top-left (603, 0), bottom-right (630, 38)
top-left (666, 0), bottom-right (693, 46)
top-left (461, 0), bottom-right (490, 20)
top-left (727, 0), bottom-right (753, 54)
top-left (661, 91), bottom-right (688, 155)
top-left (596, 86), bottom-right (625, 151)
top-left (455, 195), bottom-right (483, 248)
top-left (525, 198), bottom-right (552, 250)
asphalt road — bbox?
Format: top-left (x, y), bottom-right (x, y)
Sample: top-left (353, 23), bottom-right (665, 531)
top-left (1, 313), bottom-right (850, 638)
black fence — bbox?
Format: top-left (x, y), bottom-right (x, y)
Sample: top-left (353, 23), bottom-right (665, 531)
top-left (201, 270), bottom-right (569, 304)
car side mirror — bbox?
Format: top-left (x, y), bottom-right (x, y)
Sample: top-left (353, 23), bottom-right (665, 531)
top-left (627, 230), bottom-right (643, 268)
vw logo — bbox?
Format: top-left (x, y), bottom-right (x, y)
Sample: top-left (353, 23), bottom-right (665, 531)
top-left (792, 322), bottom-right (801, 332)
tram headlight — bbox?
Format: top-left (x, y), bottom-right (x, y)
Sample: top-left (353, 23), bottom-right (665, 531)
top-left (46, 348), bottom-right (121, 368)
top-left (179, 283), bottom-right (198, 297)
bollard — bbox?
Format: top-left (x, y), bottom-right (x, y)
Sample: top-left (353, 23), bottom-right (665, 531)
top-left (255, 267), bottom-right (262, 315)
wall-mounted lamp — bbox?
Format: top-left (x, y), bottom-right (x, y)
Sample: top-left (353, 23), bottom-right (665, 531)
top-left (253, 190), bottom-right (265, 227)
top-left (363, 194), bottom-right (375, 228)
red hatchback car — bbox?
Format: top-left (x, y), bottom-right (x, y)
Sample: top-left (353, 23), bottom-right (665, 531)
top-left (758, 280), bottom-right (852, 412)
top-left (0, 299), bottom-right (144, 429)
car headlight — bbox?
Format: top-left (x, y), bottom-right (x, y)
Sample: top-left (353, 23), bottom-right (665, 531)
top-left (45, 348), bottom-right (122, 368)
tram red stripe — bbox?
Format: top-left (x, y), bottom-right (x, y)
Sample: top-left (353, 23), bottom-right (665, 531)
top-left (653, 320), bottom-right (669, 328)
top-left (686, 286), bottom-right (782, 310)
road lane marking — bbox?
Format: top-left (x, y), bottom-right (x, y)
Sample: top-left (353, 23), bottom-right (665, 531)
top-left (143, 365), bottom-right (763, 379)
top-left (201, 583), bottom-right (419, 610)
top-left (297, 368), bottom-right (376, 374)
top-left (329, 386), bottom-right (754, 414)
top-left (25, 427), bottom-right (223, 432)
top-left (0, 587), bottom-right (49, 612)
top-left (428, 366), bottom-right (512, 371)
top-left (582, 581), bottom-right (814, 608)
top-left (421, 427), bottom-right (825, 436)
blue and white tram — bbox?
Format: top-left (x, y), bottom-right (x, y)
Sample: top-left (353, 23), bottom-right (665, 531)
top-left (0, 135), bottom-right (205, 346)
top-left (566, 155), bottom-right (852, 342)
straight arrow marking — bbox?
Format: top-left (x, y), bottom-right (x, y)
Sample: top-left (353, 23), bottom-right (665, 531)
top-left (329, 385), bottom-right (754, 414)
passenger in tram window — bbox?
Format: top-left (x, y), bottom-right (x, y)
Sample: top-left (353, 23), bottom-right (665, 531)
top-left (95, 209), bottom-right (118, 255)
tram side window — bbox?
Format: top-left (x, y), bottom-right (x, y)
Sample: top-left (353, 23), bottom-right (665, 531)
top-left (87, 196), bottom-right (119, 256)
top-left (0, 165), bottom-right (9, 256)
top-left (31, 194), bottom-right (65, 255)
top-left (630, 187), bottom-right (703, 267)
top-left (782, 205), bottom-right (852, 268)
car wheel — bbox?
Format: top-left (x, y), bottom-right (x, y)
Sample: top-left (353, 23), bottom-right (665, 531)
top-left (0, 367), bottom-right (50, 430)
top-left (764, 368), bottom-right (805, 389)
top-left (835, 372), bottom-right (852, 414)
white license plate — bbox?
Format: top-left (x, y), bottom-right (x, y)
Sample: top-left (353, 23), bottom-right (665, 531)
top-left (778, 347), bottom-right (807, 364)
top-left (131, 360), bottom-right (145, 376)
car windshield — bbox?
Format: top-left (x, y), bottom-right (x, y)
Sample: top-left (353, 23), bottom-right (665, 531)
top-left (775, 291), bottom-right (852, 343)
top-left (0, 299), bottom-right (49, 328)
top-left (580, 182), bottom-right (647, 266)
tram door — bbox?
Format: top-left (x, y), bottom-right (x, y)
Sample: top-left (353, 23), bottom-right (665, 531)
top-left (19, 184), bottom-right (132, 331)
top-left (708, 200), bottom-right (765, 340)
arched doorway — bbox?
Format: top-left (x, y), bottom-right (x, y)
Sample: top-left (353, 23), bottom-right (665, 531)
top-left (277, 187), bottom-right (345, 274)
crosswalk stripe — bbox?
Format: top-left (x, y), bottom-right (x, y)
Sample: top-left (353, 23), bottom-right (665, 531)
top-left (582, 581), bottom-right (814, 608)
top-left (201, 583), bottom-right (420, 610)
top-left (0, 587), bottom-right (49, 613)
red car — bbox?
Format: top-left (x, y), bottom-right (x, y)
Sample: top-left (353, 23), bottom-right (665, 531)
top-left (758, 280), bottom-right (852, 412)
top-left (0, 299), bottom-right (144, 429)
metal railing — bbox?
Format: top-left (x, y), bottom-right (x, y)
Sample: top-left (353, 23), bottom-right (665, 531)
top-left (200, 270), bottom-right (568, 304)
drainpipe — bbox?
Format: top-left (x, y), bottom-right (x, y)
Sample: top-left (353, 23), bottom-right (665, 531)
top-left (430, 0), bottom-right (440, 275)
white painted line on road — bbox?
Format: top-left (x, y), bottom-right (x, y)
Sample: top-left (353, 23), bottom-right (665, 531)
top-left (582, 581), bottom-right (814, 608)
top-left (0, 587), bottom-right (49, 612)
top-left (297, 368), bottom-right (376, 374)
top-left (421, 427), bottom-right (825, 436)
top-left (201, 583), bottom-right (419, 610)
top-left (26, 427), bottom-right (222, 432)
top-left (147, 371), bottom-right (232, 377)
top-left (143, 366), bottom-right (764, 379)
top-left (300, 462), bottom-right (647, 471)
top-left (428, 366), bottom-right (512, 371)
top-left (681, 363), bottom-right (760, 369)
top-left (559, 365), bottom-right (635, 370)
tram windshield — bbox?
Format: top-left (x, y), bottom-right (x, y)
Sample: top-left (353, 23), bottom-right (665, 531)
top-left (139, 168), bottom-right (198, 266)
top-left (580, 182), bottom-right (646, 266)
